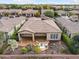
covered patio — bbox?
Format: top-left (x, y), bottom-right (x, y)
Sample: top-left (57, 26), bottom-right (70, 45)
top-left (18, 30), bottom-right (48, 47)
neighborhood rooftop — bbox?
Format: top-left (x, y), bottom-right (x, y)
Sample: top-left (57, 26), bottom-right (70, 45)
top-left (0, 9), bottom-right (22, 13)
top-left (0, 9), bottom-right (38, 13)
top-left (19, 17), bottom-right (62, 33)
top-left (56, 17), bottom-right (79, 33)
top-left (0, 16), bottom-right (26, 32)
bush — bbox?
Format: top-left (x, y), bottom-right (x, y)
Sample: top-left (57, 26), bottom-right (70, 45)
top-left (20, 47), bottom-right (28, 54)
top-left (44, 11), bottom-right (59, 18)
top-left (34, 11), bottom-right (40, 17)
top-left (0, 48), bottom-right (3, 54)
top-left (8, 40), bottom-right (18, 51)
top-left (73, 35), bottom-right (79, 42)
top-left (10, 24), bottom-right (22, 40)
top-left (62, 33), bottom-right (79, 54)
top-left (33, 45), bottom-right (41, 54)
top-left (44, 11), bottom-right (54, 18)
top-left (0, 43), bottom-right (9, 54)
top-left (60, 47), bottom-right (69, 54)
top-left (4, 13), bottom-right (9, 17)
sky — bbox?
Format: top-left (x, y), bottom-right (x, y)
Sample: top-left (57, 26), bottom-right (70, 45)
top-left (0, 0), bottom-right (79, 4)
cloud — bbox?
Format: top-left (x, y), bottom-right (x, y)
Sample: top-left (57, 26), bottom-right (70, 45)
top-left (13, 0), bottom-right (34, 4)
top-left (12, 0), bottom-right (79, 4)
top-left (73, 0), bottom-right (79, 4)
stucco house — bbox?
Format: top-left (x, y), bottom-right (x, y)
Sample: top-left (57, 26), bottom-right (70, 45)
top-left (22, 9), bottom-right (38, 17)
top-left (0, 16), bottom-right (26, 40)
top-left (56, 10), bottom-right (68, 16)
top-left (18, 17), bottom-right (62, 42)
top-left (0, 9), bottom-right (22, 17)
top-left (55, 16), bottom-right (79, 38)
top-left (69, 15), bottom-right (79, 22)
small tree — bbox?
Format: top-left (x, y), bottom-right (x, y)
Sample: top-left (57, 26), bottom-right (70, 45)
top-left (33, 45), bottom-right (41, 54)
top-left (34, 11), bottom-right (40, 17)
top-left (0, 32), bottom-right (5, 48)
top-left (20, 47), bottom-right (28, 54)
top-left (73, 35), bottom-right (79, 42)
top-left (44, 11), bottom-right (59, 18)
top-left (8, 40), bottom-right (18, 51)
top-left (44, 11), bottom-right (54, 18)
top-left (4, 13), bottom-right (9, 17)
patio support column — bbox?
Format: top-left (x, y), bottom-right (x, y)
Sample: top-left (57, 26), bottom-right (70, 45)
top-left (33, 13), bottom-right (34, 17)
top-left (18, 33), bottom-right (21, 41)
top-left (32, 33), bottom-right (35, 42)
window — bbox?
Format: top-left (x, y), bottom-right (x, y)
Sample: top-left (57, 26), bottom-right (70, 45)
top-left (51, 34), bottom-right (54, 39)
top-left (55, 34), bottom-right (58, 39)
top-left (50, 33), bottom-right (58, 39)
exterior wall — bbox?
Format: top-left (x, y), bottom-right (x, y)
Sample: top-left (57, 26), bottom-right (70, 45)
top-left (47, 32), bottom-right (61, 41)
top-left (1, 55), bottom-right (79, 59)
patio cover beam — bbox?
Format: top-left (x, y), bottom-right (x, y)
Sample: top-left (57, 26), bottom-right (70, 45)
top-left (32, 33), bottom-right (35, 42)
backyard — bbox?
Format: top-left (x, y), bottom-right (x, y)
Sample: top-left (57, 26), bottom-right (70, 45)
top-left (2, 40), bottom-right (70, 55)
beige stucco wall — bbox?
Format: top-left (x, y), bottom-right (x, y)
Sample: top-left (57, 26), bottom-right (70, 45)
top-left (47, 32), bottom-right (61, 41)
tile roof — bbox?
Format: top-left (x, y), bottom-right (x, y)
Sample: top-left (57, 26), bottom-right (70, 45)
top-left (69, 10), bottom-right (79, 14)
top-left (22, 9), bottom-right (38, 14)
top-left (0, 9), bottom-right (22, 13)
top-left (56, 16), bottom-right (79, 33)
top-left (0, 16), bottom-right (26, 32)
top-left (19, 17), bottom-right (62, 33)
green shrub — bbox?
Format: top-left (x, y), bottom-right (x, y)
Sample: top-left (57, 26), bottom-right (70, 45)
top-left (4, 13), bottom-right (9, 17)
top-left (33, 45), bottom-right (41, 54)
top-left (44, 11), bottom-right (54, 18)
top-left (44, 11), bottom-right (59, 18)
top-left (20, 47), bottom-right (28, 54)
top-left (0, 48), bottom-right (3, 54)
top-left (0, 43), bottom-right (9, 54)
top-left (10, 25), bottom-right (22, 40)
top-left (34, 11), bottom-right (40, 17)
top-left (62, 33), bottom-right (79, 54)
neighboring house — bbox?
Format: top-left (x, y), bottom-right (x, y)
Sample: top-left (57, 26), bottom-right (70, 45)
top-left (69, 10), bottom-right (79, 18)
top-left (73, 5), bottom-right (79, 10)
top-left (22, 9), bottom-right (38, 17)
top-left (51, 5), bottom-right (61, 10)
top-left (70, 15), bottom-right (79, 22)
top-left (18, 17), bottom-right (62, 42)
top-left (0, 9), bottom-right (22, 17)
top-left (55, 16), bottom-right (79, 38)
top-left (63, 5), bottom-right (75, 9)
top-left (55, 10), bottom-right (68, 16)
top-left (0, 9), bottom-right (39, 17)
top-left (0, 16), bottom-right (26, 40)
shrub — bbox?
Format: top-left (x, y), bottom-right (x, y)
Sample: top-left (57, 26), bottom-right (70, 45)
top-left (0, 43), bottom-right (9, 54)
top-left (8, 40), bottom-right (18, 51)
top-left (4, 13), bottom-right (9, 17)
top-left (10, 24), bottom-right (23, 40)
top-left (20, 47), bottom-right (28, 54)
top-left (54, 12), bottom-right (59, 17)
top-left (60, 47), bottom-right (69, 54)
top-left (44, 11), bottom-right (54, 18)
top-left (73, 34), bottom-right (79, 42)
top-left (0, 48), bottom-right (3, 54)
top-left (44, 11), bottom-right (59, 18)
top-left (62, 33), bottom-right (79, 54)
top-left (34, 11), bottom-right (40, 17)
top-left (33, 45), bottom-right (41, 54)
